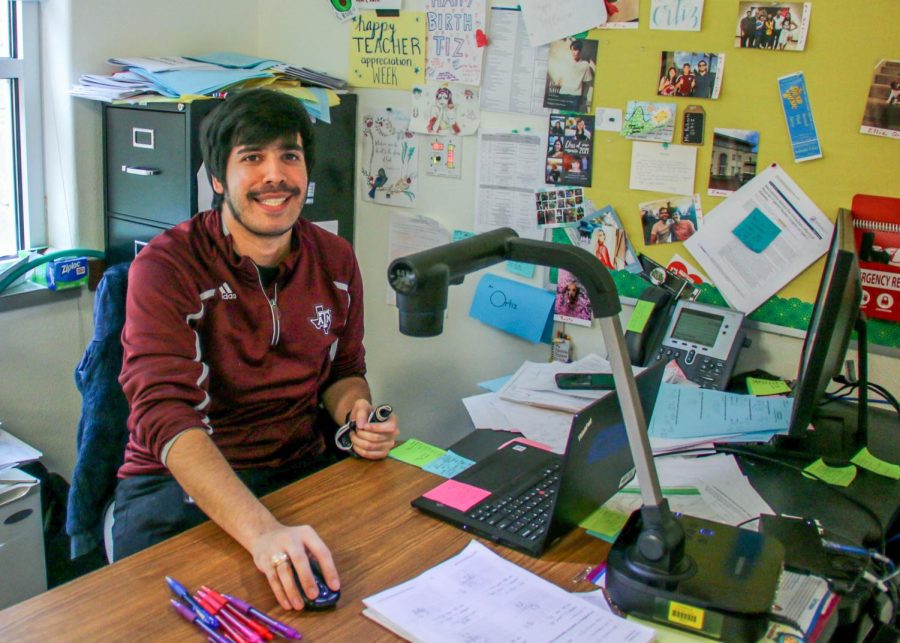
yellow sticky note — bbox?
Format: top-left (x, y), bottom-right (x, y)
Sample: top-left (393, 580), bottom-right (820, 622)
top-left (851, 448), bottom-right (900, 480)
top-left (388, 438), bottom-right (446, 468)
top-left (579, 506), bottom-right (630, 538)
top-left (349, 12), bottom-right (426, 90)
top-left (803, 459), bottom-right (857, 487)
top-left (626, 299), bottom-right (656, 334)
top-left (746, 377), bottom-right (791, 396)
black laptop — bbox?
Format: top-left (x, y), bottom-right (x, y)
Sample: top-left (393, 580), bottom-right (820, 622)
top-left (412, 361), bottom-right (666, 557)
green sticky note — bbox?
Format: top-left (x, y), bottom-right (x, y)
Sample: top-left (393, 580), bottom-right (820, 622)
top-left (746, 377), bottom-right (792, 396)
top-left (851, 448), bottom-right (900, 480)
top-left (803, 459), bottom-right (857, 487)
top-left (626, 299), bottom-right (656, 334)
top-left (388, 439), bottom-right (446, 468)
top-left (579, 506), bottom-right (630, 538)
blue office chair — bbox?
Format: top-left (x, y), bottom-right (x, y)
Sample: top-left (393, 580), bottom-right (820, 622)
top-left (65, 262), bottom-right (130, 564)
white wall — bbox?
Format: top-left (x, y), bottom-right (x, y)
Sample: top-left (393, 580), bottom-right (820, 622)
top-left (1, 1), bottom-right (896, 479)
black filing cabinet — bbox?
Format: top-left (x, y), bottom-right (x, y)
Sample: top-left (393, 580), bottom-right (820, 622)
top-left (103, 100), bottom-right (220, 265)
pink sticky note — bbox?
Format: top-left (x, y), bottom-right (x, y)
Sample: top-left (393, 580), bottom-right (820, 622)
top-left (422, 480), bottom-right (491, 512)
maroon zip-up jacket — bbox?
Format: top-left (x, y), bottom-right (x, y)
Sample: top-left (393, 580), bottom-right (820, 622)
top-left (118, 210), bottom-right (367, 478)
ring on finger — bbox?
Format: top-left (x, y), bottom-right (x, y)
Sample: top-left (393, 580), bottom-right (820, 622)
top-left (272, 551), bottom-right (289, 567)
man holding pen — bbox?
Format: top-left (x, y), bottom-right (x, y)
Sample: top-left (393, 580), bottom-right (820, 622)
top-left (113, 89), bottom-right (399, 610)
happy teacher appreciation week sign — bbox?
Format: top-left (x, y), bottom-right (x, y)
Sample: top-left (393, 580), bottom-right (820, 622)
top-left (350, 12), bottom-right (426, 90)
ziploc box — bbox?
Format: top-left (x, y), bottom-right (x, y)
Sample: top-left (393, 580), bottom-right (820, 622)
top-left (30, 256), bottom-right (88, 290)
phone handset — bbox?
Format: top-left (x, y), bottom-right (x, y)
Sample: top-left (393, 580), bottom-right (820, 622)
top-left (625, 285), bottom-right (673, 366)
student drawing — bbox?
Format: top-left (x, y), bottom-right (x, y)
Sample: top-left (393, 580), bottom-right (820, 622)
top-left (427, 86), bottom-right (461, 135)
top-left (360, 110), bottom-right (418, 206)
top-left (409, 82), bottom-right (480, 136)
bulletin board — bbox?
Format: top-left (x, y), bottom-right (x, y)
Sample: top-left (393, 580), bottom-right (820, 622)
top-left (577, 1), bottom-right (900, 347)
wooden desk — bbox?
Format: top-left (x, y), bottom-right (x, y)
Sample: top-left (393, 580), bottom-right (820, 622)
top-left (0, 458), bottom-right (608, 641)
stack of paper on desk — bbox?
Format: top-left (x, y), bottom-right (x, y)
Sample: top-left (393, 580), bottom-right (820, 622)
top-left (363, 540), bottom-right (655, 643)
top-left (0, 425), bottom-right (42, 472)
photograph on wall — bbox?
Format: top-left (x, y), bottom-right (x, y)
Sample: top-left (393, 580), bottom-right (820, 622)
top-left (545, 114), bottom-right (594, 187)
top-left (578, 205), bottom-right (641, 272)
top-left (707, 129), bottom-right (760, 196)
top-left (657, 51), bottom-right (723, 99)
top-left (360, 109), bottom-right (418, 207)
top-left (734, 2), bottom-right (811, 52)
top-left (535, 187), bottom-right (586, 228)
top-left (410, 82), bottom-right (480, 136)
top-left (599, 0), bottom-right (640, 29)
top-left (554, 268), bottom-right (593, 326)
top-left (425, 0), bottom-right (487, 85)
top-left (621, 101), bottom-right (676, 142)
top-left (639, 195), bottom-right (703, 246)
top-left (650, 0), bottom-right (703, 31)
top-left (860, 59), bottom-right (900, 140)
top-left (543, 36), bottom-right (598, 113)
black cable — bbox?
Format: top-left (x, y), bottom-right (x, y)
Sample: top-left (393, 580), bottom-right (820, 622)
top-left (766, 612), bottom-right (806, 637)
top-left (867, 382), bottom-right (900, 416)
top-left (661, 445), bottom-right (887, 556)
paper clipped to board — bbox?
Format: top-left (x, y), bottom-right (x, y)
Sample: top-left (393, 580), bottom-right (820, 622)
top-left (684, 163), bottom-right (832, 313)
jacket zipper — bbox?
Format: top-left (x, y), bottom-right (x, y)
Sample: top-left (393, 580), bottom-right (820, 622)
top-left (254, 266), bottom-right (281, 346)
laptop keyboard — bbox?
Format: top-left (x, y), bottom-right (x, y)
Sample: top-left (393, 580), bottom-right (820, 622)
top-left (465, 462), bottom-right (561, 542)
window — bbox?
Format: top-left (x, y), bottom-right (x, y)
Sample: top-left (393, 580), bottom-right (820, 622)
top-left (0, 0), bottom-right (44, 259)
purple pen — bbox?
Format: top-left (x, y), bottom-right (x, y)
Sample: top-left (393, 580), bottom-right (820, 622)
top-left (166, 576), bottom-right (219, 629)
top-left (223, 593), bottom-right (303, 640)
top-left (171, 599), bottom-right (232, 643)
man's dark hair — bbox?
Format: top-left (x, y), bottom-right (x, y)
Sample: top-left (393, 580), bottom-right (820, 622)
top-left (200, 89), bottom-right (316, 210)
top-left (569, 39), bottom-right (583, 53)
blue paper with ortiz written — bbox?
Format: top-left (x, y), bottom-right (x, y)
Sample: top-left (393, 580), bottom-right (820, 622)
top-left (469, 274), bottom-right (555, 343)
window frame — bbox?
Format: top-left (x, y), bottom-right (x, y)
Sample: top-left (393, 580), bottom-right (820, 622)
top-left (0, 0), bottom-right (45, 255)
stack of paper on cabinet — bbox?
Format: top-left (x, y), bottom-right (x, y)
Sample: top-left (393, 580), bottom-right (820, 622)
top-left (363, 540), bottom-right (655, 642)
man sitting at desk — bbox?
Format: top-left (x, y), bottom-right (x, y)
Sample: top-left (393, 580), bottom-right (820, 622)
top-left (113, 89), bottom-right (399, 611)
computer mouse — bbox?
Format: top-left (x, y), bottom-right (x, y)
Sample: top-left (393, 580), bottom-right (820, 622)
top-left (293, 558), bottom-right (340, 610)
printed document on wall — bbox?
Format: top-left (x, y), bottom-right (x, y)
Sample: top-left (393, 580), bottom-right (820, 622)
top-left (474, 129), bottom-right (545, 240)
top-left (519, 0), bottom-right (607, 46)
top-left (387, 213), bottom-right (451, 305)
top-left (684, 163), bottom-right (832, 313)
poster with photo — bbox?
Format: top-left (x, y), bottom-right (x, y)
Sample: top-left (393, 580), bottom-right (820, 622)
top-left (410, 82), bottom-right (480, 136)
top-left (360, 109), bottom-right (418, 207)
top-left (860, 59), bottom-right (900, 140)
top-left (535, 187), bottom-right (586, 228)
top-left (554, 268), bottom-right (593, 326)
top-left (579, 205), bottom-right (641, 272)
top-left (708, 129), bottom-right (759, 196)
top-left (658, 51), bottom-right (724, 99)
top-left (543, 36), bottom-right (598, 113)
top-left (599, 0), bottom-right (640, 29)
top-left (734, 2), bottom-right (811, 52)
top-left (425, 0), bottom-right (487, 85)
top-left (546, 114), bottom-right (594, 187)
top-left (639, 195), bottom-right (703, 246)
top-left (621, 101), bottom-right (676, 142)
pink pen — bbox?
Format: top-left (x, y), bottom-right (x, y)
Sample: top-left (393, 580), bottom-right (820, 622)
top-left (199, 589), bottom-right (269, 642)
top-left (195, 594), bottom-right (252, 643)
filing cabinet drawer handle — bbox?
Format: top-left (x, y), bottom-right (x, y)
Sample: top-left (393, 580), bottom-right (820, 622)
top-left (121, 165), bottom-right (161, 176)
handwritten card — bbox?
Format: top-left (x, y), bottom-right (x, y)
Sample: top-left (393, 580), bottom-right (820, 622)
top-left (422, 479), bottom-right (491, 512)
top-left (350, 12), bottom-right (426, 90)
top-left (650, 0), bottom-right (704, 31)
top-left (470, 274), bottom-right (555, 343)
top-left (519, 0), bottom-right (607, 47)
top-left (425, 0), bottom-right (487, 86)
top-left (629, 142), bottom-right (698, 196)
top-left (360, 109), bottom-right (418, 207)
top-left (621, 101), bottom-right (676, 142)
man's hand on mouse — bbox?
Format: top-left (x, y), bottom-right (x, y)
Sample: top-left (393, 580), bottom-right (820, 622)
top-left (251, 524), bottom-right (340, 610)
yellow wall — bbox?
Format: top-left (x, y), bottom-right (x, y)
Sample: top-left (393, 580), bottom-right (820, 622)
top-left (585, 0), bottom-right (900, 302)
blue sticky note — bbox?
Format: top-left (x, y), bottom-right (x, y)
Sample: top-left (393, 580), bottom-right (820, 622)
top-left (422, 451), bottom-right (476, 478)
top-left (453, 229), bottom-right (475, 242)
top-left (478, 375), bottom-right (512, 392)
top-left (733, 208), bottom-right (781, 253)
top-left (506, 261), bottom-right (535, 278)
top-left (469, 274), bottom-right (555, 344)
